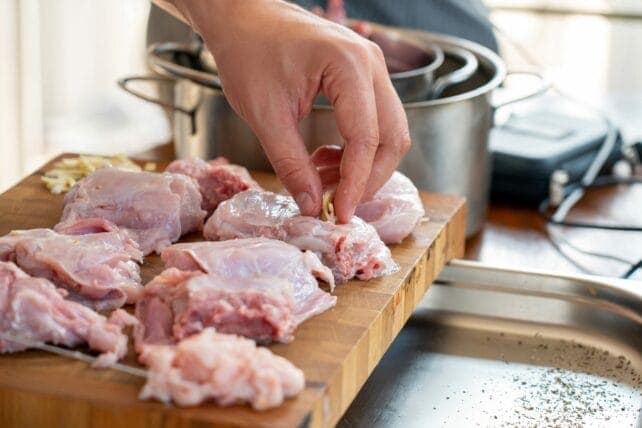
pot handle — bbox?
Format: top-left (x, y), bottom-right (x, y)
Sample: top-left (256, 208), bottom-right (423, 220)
top-left (118, 75), bottom-right (198, 134)
top-left (430, 46), bottom-right (479, 99)
top-left (117, 75), bottom-right (194, 115)
top-left (148, 42), bottom-right (224, 90)
top-left (492, 70), bottom-right (552, 109)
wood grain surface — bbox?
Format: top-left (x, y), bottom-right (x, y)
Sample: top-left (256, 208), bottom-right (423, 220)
top-left (0, 155), bottom-right (466, 428)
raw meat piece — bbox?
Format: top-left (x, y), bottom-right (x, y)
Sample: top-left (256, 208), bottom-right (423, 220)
top-left (0, 226), bottom-right (143, 310)
top-left (0, 261), bottom-right (136, 367)
top-left (204, 190), bottom-right (297, 242)
top-left (159, 238), bottom-right (336, 335)
top-left (56, 167), bottom-right (206, 255)
top-left (165, 157), bottom-right (261, 214)
top-left (311, 145), bottom-right (426, 244)
top-left (162, 237), bottom-right (334, 289)
top-left (138, 327), bottom-right (304, 410)
top-left (354, 172), bottom-right (426, 244)
top-left (135, 268), bottom-right (300, 346)
top-left (203, 191), bottom-right (398, 283)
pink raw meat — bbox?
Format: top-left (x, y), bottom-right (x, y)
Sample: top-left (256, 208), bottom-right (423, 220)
top-left (165, 157), bottom-right (261, 214)
top-left (55, 167), bottom-right (206, 255)
top-left (159, 238), bottom-right (336, 333)
top-left (0, 261), bottom-right (137, 367)
top-left (138, 327), bottom-right (304, 409)
top-left (354, 172), bottom-right (425, 244)
top-left (0, 226), bottom-right (142, 310)
top-left (162, 237), bottom-right (334, 288)
top-left (203, 190), bottom-right (398, 283)
top-left (134, 268), bottom-right (300, 346)
top-left (311, 145), bottom-right (426, 244)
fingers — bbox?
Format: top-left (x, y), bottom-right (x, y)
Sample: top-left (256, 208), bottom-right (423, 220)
top-left (364, 53), bottom-right (411, 200)
top-left (322, 48), bottom-right (380, 223)
top-left (255, 121), bottom-right (322, 217)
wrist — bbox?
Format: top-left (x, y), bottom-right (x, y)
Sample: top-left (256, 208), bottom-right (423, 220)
top-left (168, 0), bottom-right (274, 45)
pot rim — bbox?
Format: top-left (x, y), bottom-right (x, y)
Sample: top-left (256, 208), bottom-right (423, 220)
top-left (384, 38), bottom-right (445, 80)
top-left (148, 25), bottom-right (506, 110)
top-left (312, 28), bottom-right (506, 110)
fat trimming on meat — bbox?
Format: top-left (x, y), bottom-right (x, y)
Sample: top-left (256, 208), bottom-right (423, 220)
top-left (138, 327), bottom-right (305, 410)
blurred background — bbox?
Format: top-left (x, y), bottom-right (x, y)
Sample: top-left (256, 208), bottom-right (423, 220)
top-left (2, 0), bottom-right (642, 192)
top-left (0, 0), bottom-right (168, 192)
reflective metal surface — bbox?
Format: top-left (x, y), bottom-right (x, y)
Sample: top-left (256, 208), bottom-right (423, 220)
top-left (340, 261), bottom-right (642, 427)
top-left (151, 32), bottom-right (477, 103)
top-left (149, 30), bottom-right (506, 236)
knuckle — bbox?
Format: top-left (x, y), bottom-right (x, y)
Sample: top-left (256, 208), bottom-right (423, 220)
top-left (398, 131), bottom-right (412, 154)
top-left (392, 129), bottom-right (412, 156)
top-left (367, 41), bottom-right (386, 63)
top-left (353, 43), bottom-right (372, 63)
top-left (357, 133), bottom-right (380, 152)
top-left (337, 40), bottom-right (371, 68)
top-left (271, 156), bottom-right (306, 182)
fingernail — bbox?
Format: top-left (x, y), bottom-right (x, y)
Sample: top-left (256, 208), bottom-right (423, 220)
top-left (295, 192), bottom-right (314, 216)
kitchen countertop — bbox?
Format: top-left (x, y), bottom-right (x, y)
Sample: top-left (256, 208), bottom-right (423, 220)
top-left (467, 174), bottom-right (642, 280)
top-left (137, 143), bottom-right (642, 281)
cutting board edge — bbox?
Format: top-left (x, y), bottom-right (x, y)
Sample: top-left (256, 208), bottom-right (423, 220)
top-left (325, 196), bottom-right (466, 427)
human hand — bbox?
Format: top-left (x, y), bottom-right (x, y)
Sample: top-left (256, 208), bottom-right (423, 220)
top-left (167, 0), bottom-right (410, 222)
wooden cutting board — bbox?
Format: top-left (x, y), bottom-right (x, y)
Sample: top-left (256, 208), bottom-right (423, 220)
top-left (0, 155), bottom-right (466, 428)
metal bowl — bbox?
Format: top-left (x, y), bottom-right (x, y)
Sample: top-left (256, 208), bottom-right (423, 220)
top-left (196, 30), bottom-right (447, 103)
top-left (150, 27), bottom-right (477, 103)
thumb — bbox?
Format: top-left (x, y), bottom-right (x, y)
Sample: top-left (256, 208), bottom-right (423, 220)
top-left (256, 123), bottom-right (322, 217)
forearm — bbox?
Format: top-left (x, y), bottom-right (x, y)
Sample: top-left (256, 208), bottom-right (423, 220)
top-left (153, 0), bottom-right (264, 46)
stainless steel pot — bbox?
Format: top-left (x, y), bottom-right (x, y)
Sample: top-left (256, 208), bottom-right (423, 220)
top-left (120, 28), bottom-right (545, 236)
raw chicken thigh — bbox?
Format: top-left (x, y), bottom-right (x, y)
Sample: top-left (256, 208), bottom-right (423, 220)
top-left (204, 190), bottom-right (398, 283)
top-left (162, 237), bottom-right (334, 289)
top-left (0, 226), bottom-right (142, 310)
top-left (153, 238), bottom-right (337, 341)
top-left (135, 269), bottom-right (302, 345)
top-left (0, 261), bottom-right (136, 367)
top-left (311, 145), bottom-right (425, 244)
top-left (56, 167), bottom-right (206, 255)
top-left (354, 172), bottom-right (425, 244)
top-left (165, 157), bottom-right (261, 215)
top-left (138, 328), bottom-right (305, 410)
